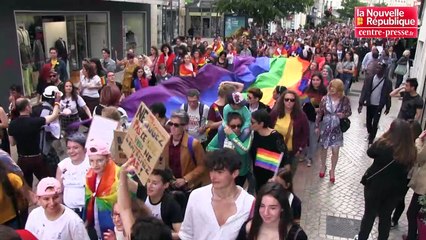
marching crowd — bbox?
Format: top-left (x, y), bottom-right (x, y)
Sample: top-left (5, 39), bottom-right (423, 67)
top-left (0, 22), bottom-right (425, 240)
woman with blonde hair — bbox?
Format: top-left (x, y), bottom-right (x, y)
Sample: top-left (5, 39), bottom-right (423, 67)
top-left (315, 79), bottom-right (352, 183)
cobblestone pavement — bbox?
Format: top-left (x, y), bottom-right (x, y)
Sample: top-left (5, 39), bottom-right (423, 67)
top-left (294, 80), bottom-right (411, 240)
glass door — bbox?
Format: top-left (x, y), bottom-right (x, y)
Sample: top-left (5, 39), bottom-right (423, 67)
top-left (66, 15), bottom-right (87, 71)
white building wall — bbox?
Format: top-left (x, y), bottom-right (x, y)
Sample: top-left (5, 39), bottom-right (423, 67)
top-left (412, 3), bottom-right (426, 96)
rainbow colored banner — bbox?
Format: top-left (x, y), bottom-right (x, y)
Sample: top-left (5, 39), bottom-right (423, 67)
top-left (121, 56), bottom-right (310, 119)
top-left (255, 148), bottom-right (282, 172)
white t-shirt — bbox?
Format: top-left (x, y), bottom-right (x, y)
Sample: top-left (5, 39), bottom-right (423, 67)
top-left (180, 103), bottom-right (209, 142)
top-left (179, 184), bottom-right (255, 240)
top-left (145, 197), bottom-right (162, 221)
top-left (81, 75), bottom-right (101, 98)
top-left (57, 157), bottom-right (90, 209)
top-left (25, 206), bottom-right (90, 240)
top-left (60, 95), bottom-right (87, 115)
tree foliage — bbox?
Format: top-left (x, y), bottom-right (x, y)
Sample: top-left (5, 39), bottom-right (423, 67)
top-left (336, 0), bottom-right (367, 20)
top-left (215, 0), bottom-right (314, 25)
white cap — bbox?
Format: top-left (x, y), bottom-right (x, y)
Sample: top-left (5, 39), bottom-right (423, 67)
top-left (43, 86), bottom-right (63, 98)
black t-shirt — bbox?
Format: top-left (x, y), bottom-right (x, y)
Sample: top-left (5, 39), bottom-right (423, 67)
top-left (9, 116), bottom-right (46, 155)
top-left (397, 92), bottom-right (424, 120)
top-left (136, 183), bottom-right (183, 230)
top-left (289, 193), bottom-right (302, 220)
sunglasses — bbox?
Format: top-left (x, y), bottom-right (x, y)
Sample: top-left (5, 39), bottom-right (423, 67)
top-left (50, 75), bottom-right (57, 78)
top-left (284, 98), bottom-right (296, 102)
top-left (230, 124), bottom-right (242, 129)
top-left (167, 122), bottom-right (184, 128)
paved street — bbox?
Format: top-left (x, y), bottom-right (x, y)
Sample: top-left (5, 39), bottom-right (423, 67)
top-left (294, 80), bottom-right (410, 240)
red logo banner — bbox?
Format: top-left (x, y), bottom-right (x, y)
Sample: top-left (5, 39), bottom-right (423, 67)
top-left (354, 7), bottom-right (418, 38)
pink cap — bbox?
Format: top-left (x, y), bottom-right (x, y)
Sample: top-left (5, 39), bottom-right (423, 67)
top-left (36, 177), bottom-right (62, 196)
top-left (86, 139), bottom-right (111, 156)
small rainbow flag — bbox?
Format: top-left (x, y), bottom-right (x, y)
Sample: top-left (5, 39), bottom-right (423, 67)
top-left (255, 148), bottom-right (283, 172)
top-left (213, 104), bottom-right (223, 120)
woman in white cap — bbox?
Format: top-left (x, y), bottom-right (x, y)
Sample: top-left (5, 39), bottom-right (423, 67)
top-left (84, 139), bottom-right (120, 239)
top-left (25, 177), bottom-right (89, 240)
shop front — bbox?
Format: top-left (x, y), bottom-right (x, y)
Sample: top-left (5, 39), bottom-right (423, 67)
top-left (0, 0), bottom-right (150, 101)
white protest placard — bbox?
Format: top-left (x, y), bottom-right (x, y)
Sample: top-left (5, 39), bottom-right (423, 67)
top-left (86, 115), bottom-right (119, 148)
top-left (122, 102), bottom-right (170, 185)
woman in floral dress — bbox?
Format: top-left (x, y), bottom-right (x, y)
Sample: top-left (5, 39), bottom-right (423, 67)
top-left (315, 79), bottom-right (352, 183)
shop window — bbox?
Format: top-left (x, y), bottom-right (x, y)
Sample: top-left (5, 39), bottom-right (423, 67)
top-left (123, 12), bottom-right (147, 56)
top-left (15, 12), bottom-right (109, 96)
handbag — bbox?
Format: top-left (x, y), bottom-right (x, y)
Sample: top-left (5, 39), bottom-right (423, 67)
top-left (394, 63), bottom-right (407, 76)
top-left (340, 117), bottom-right (351, 133)
top-left (361, 159), bottom-right (395, 185)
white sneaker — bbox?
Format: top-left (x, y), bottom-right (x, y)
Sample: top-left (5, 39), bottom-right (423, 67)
top-left (307, 159), bottom-right (312, 167)
top-left (354, 235), bottom-right (359, 240)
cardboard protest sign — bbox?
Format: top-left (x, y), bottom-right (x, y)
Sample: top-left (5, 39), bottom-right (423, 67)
top-left (86, 115), bottom-right (119, 148)
top-left (111, 130), bottom-right (128, 166)
top-left (122, 102), bottom-right (170, 185)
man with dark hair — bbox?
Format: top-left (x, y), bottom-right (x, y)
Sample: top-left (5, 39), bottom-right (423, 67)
top-left (100, 48), bottom-right (116, 73)
top-left (364, 48), bottom-right (380, 81)
top-left (8, 94), bottom-right (60, 187)
top-left (192, 36), bottom-right (205, 55)
top-left (246, 87), bottom-right (271, 113)
top-left (358, 62), bottom-right (393, 144)
top-left (130, 169), bottom-right (184, 238)
top-left (150, 102), bottom-right (169, 131)
top-left (46, 47), bottom-right (68, 82)
top-left (131, 216), bottom-right (172, 240)
top-left (390, 78), bottom-right (424, 121)
top-left (180, 89), bottom-right (209, 145)
top-left (179, 148), bottom-right (254, 240)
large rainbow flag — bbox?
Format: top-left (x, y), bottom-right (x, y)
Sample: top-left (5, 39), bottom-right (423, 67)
top-left (121, 56), bottom-right (310, 119)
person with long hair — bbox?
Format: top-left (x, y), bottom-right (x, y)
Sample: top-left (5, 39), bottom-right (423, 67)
top-left (325, 52), bottom-right (337, 76)
top-left (272, 90), bottom-right (309, 174)
top-left (179, 54), bottom-right (197, 77)
top-left (59, 81), bottom-right (92, 134)
top-left (356, 119), bottom-right (417, 240)
top-left (121, 52), bottom-right (138, 97)
top-left (302, 73), bottom-right (328, 167)
top-left (149, 46), bottom-right (160, 74)
top-left (315, 79), bottom-right (352, 183)
top-left (250, 109), bottom-right (288, 191)
top-left (90, 58), bottom-right (107, 79)
top-left (236, 182), bottom-right (307, 240)
top-left (0, 160), bottom-right (30, 229)
top-left (215, 51), bottom-right (228, 69)
top-left (302, 61), bottom-right (318, 80)
top-left (272, 169), bottom-right (302, 224)
top-left (321, 64), bottom-right (333, 86)
top-left (158, 44), bottom-right (176, 75)
top-left (191, 50), bottom-right (206, 71)
top-left (80, 63), bottom-right (102, 113)
top-left (337, 52), bottom-right (355, 95)
top-left (132, 66), bottom-right (149, 91)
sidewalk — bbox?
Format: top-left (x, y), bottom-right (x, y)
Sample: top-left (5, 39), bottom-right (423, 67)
top-left (294, 80), bottom-right (409, 240)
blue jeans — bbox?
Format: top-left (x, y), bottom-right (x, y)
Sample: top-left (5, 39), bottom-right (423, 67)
top-left (341, 73), bottom-right (352, 96)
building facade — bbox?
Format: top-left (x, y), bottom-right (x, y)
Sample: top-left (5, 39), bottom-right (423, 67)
top-left (1, 0), bottom-right (152, 102)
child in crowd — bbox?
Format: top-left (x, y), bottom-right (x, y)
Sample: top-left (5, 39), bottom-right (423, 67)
top-left (217, 92), bottom-right (251, 148)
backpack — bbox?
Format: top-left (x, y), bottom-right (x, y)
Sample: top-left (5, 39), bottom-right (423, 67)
top-left (187, 135), bottom-right (196, 166)
top-left (183, 103), bottom-right (205, 126)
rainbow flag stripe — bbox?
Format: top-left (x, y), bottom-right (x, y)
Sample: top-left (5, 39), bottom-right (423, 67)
top-left (255, 148), bottom-right (281, 172)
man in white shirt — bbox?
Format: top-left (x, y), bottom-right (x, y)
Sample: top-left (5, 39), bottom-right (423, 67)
top-left (180, 89), bottom-right (209, 146)
top-left (179, 148), bottom-right (255, 240)
top-left (25, 177), bottom-right (90, 240)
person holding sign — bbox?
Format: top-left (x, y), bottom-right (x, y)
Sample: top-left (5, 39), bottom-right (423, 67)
top-left (250, 109), bottom-right (288, 192)
top-left (83, 139), bottom-right (120, 240)
top-left (162, 110), bottom-right (208, 192)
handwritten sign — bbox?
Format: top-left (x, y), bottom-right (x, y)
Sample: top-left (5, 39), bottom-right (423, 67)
top-left (86, 115), bottom-right (119, 148)
top-left (111, 130), bottom-right (128, 166)
top-left (122, 102), bottom-right (170, 185)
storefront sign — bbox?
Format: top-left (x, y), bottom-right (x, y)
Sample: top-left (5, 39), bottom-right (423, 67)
top-left (354, 7), bottom-right (418, 38)
top-left (122, 102), bottom-right (170, 185)
top-left (224, 15), bottom-right (247, 37)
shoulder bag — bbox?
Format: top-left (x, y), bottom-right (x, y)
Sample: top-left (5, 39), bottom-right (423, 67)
top-left (361, 159), bottom-right (395, 185)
